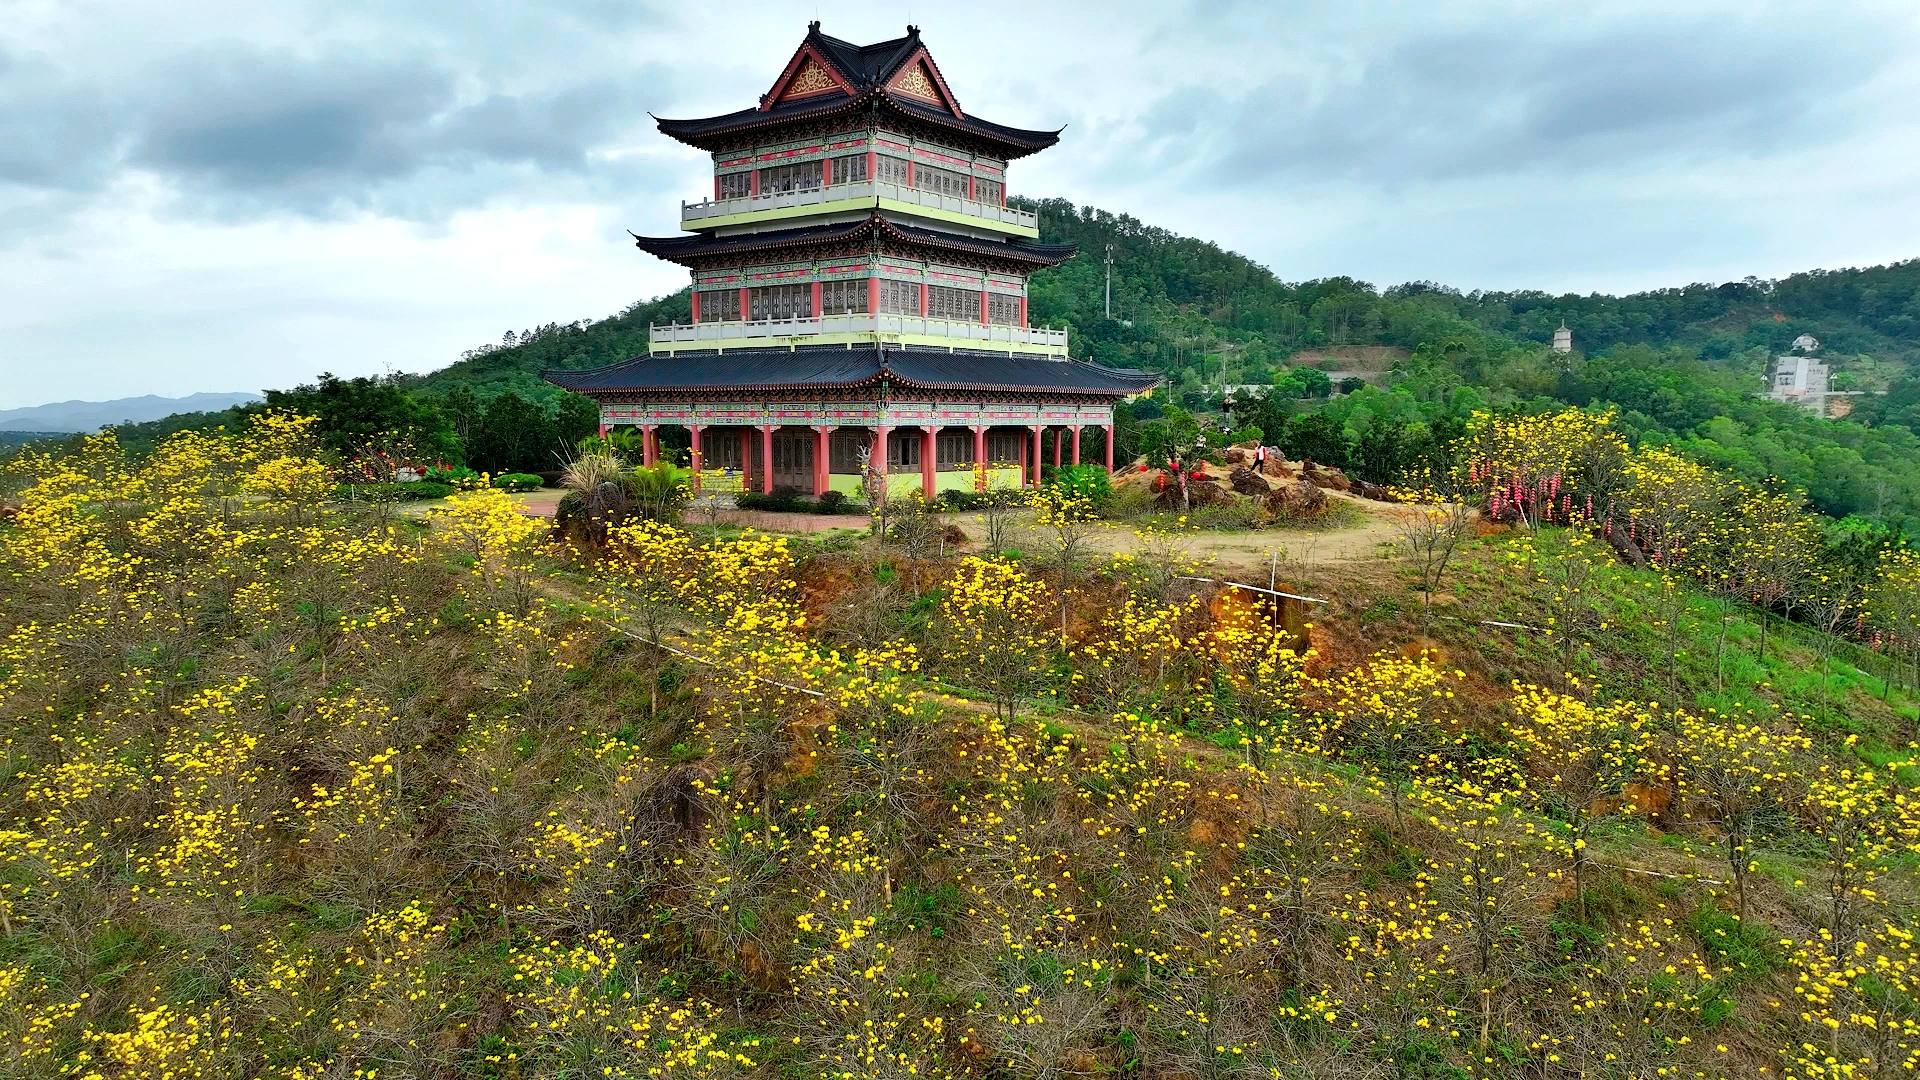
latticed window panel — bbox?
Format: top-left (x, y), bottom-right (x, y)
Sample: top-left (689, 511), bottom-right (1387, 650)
top-left (987, 292), bottom-right (1021, 326)
top-left (927, 284), bottom-right (981, 322)
top-left (757, 160), bottom-right (822, 196)
top-left (986, 431), bottom-right (1026, 465)
top-left (698, 289), bottom-right (739, 322)
top-left (716, 171), bottom-right (751, 200)
top-left (748, 284), bottom-right (812, 321)
top-left (828, 153), bottom-right (868, 185)
top-left (820, 278), bottom-right (868, 315)
top-left (974, 177), bottom-right (1003, 204)
top-left (936, 432), bottom-right (973, 467)
top-left (888, 436), bottom-right (920, 469)
top-left (877, 279), bottom-right (919, 315)
top-left (913, 164), bottom-right (969, 199)
top-left (874, 155), bottom-right (909, 185)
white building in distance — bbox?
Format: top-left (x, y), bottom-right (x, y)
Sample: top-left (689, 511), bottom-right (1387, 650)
top-left (1769, 334), bottom-right (1830, 414)
top-left (1551, 322), bottom-right (1572, 354)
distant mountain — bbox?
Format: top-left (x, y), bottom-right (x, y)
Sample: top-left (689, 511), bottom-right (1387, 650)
top-left (0, 392), bottom-right (262, 432)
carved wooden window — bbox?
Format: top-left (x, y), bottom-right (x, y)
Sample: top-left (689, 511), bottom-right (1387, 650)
top-left (874, 155), bottom-right (909, 185)
top-left (820, 278), bottom-right (869, 315)
top-left (756, 160), bottom-right (822, 196)
top-left (877, 279), bottom-right (919, 315)
top-left (829, 431), bottom-right (866, 472)
top-left (914, 164), bottom-right (968, 199)
top-left (697, 289), bottom-right (739, 322)
top-left (889, 436), bottom-right (919, 468)
top-left (926, 284), bottom-right (980, 322)
top-left (828, 153), bottom-right (868, 185)
top-left (936, 432), bottom-right (972, 467)
top-left (716, 171), bottom-right (751, 200)
top-left (747, 284), bottom-right (812, 321)
top-left (974, 177), bottom-right (1003, 204)
top-left (986, 431), bottom-right (1025, 465)
top-left (987, 292), bottom-right (1021, 326)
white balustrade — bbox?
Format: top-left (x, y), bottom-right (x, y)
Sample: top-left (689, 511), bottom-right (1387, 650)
top-left (649, 313), bottom-right (1068, 355)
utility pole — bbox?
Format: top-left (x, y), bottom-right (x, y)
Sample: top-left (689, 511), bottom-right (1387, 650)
top-left (1104, 243), bottom-right (1113, 320)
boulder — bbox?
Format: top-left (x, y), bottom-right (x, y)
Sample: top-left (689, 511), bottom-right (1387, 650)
top-left (1604, 522), bottom-right (1647, 568)
top-left (1223, 447), bottom-right (1247, 465)
top-left (1227, 466), bottom-right (1272, 497)
top-left (1261, 455), bottom-right (1296, 480)
top-left (1267, 478), bottom-right (1328, 518)
top-left (1301, 460), bottom-right (1351, 492)
top-left (1265, 480), bottom-right (1328, 519)
top-left (1352, 479), bottom-right (1395, 502)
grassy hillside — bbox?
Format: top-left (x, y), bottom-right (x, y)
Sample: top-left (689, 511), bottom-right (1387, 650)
top-left (8, 416), bottom-right (1920, 1079)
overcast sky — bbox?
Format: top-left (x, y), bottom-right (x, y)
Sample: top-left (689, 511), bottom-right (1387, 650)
top-left (2, 0), bottom-right (1917, 409)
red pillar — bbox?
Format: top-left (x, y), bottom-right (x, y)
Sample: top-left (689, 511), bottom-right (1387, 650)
top-left (1071, 426), bottom-right (1082, 466)
top-left (738, 286), bottom-right (750, 322)
top-left (760, 426), bottom-right (775, 494)
top-left (642, 426), bottom-right (657, 466)
top-left (1019, 295), bottom-right (1027, 328)
top-left (1051, 428), bottom-right (1062, 468)
top-left (919, 281), bottom-right (929, 318)
top-left (973, 425), bottom-right (987, 470)
top-left (979, 290), bottom-right (988, 325)
top-left (1030, 426), bottom-right (1043, 487)
top-left (813, 426), bottom-right (831, 497)
top-left (868, 275), bottom-right (880, 318)
top-left (873, 427), bottom-right (890, 478)
top-left (821, 157), bottom-right (831, 187)
top-left (689, 425), bottom-right (704, 491)
top-left (921, 427), bottom-right (937, 497)
top-left (690, 290), bottom-right (700, 323)
top-left (1104, 424), bottom-right (1115, 472)
top-left (809, 281), bottom-right (822, 319)
top-left (597, 422), bottom-right (608, 439)
top-left (749, 169), bottom-right (759, 197)
top-left (866, 150), bottom-right (877, 186)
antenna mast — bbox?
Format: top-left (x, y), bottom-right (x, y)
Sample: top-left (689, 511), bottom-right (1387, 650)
top-left (1104, 243), bottom-right (1113, 319)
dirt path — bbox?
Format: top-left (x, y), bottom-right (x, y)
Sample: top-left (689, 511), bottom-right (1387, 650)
top-left (948, 492), bottom-right (1422, 573)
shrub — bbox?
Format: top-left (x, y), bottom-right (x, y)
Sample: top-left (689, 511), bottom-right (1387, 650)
top-left (426, 464), bottom-right (481, 486)
top-left (333, 480), bottom-right (454, 502)
top-left (1046, 464), bottom-right (1112, 506)
top-left (623, 462), bottom-right (689, 522)
top-left (492, 472), bottom-right (545, 492)
top-left (738, 491), bottom-right (856, 515)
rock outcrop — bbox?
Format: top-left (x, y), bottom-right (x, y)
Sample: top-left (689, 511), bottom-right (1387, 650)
top-left (1227, 466), bottom-right (1272, 497)
top-left (1266, 480), bottom-right (1328, 519)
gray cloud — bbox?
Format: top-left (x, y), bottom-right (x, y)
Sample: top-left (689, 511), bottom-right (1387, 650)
top-left (2, 36), bottom-right (671, 221)
top-left (1139, 13), bottom-right (1902, 186)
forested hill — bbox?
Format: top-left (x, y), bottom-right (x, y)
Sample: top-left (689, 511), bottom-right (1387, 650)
top-left (78, 197), bottom-right (1920, 522)
top-left (417, 197), bottom-right (1920, 403)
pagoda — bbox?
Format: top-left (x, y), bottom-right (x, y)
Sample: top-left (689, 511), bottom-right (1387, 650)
top-left (544, 22), bottom-right (1160, 499)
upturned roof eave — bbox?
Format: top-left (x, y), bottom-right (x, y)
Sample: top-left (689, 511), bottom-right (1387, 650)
top-left (654, 90), bottom-right (1061, 157)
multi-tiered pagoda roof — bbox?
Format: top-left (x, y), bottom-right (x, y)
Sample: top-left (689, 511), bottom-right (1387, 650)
top-left (542, 24), bottom-right (1159, 500)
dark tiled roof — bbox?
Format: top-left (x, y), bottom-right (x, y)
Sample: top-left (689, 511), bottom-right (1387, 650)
top-left (653, 26), bottom-right (1060, 158)
top-left (628, 212), bottom-right (1077, 269)
top-left (655, 93), bottom-right (1060, 158)
top-left (805, 25), bottom-right (922, 87)
top-left (543, 345), bottom-right (1161, 397)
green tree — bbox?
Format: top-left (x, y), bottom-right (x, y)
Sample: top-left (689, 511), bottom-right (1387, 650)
top-left (259, 373), bottom-right (460, 462)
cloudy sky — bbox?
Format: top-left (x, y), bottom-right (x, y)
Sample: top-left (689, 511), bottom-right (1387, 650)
top-left (2, 0), bottom-right (1917, 409)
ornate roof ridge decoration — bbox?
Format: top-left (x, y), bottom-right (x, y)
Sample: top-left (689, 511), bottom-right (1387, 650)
top-left (626, 211), bottom-right (1078, 271)
top-left (656, 24), bottom-right (1059, 158)
top-left (543, 345), bottom-right (1161, 398)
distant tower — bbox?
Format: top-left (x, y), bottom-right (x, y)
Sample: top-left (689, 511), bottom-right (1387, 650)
top-left (1551, 321), bottom-right (1572, 354)
top-left (1791, 333), bottom-right (1820, 354)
